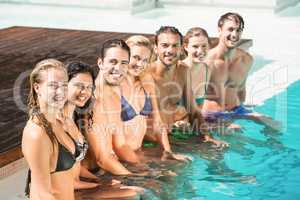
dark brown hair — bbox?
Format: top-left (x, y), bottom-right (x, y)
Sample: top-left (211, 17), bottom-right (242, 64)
top-left (98, 39), bottom-right (130, 60)
top-left (155, 26), bottom-right (183, 45)
top-left (218, 12), bottom-right (244, 31)
top-left (65, 61), bottom-right (96, 135)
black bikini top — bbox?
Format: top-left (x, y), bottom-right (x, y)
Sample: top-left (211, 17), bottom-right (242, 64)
top-left (51, 133), bottom-right (88, 173)
top-left (25, 131), bottom-right (88, 197)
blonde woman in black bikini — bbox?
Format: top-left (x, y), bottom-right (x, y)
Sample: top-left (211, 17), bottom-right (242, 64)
top-left (22, 59), bottom-right (79, 200)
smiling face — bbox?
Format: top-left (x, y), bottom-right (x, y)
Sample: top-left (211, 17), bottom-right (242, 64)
top-left (34, 68), bottom-right (68, 110)
top-left (155, 33), bottom-right (182, 69)
top-left (185, 35), bottom-right (209, 63)
top-left (67, 73), bottom-right (93, 107)
top-left (98, 47), bottom-right (129, 86)
top-left (219, 19), bottom-right (243, 49)
top-left (128, 45), bottom-right (151, 77)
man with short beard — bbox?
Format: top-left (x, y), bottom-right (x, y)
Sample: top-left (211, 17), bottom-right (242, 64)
top-left (148, 26), bottom-right (227, 147)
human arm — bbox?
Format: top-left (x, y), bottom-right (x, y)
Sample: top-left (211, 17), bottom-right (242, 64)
top-left (22, 122), bottom-right (55, 200)
top-left (184, 62), bottom-right (228, 147)
top-left (238, 52), bottom-right (253, 103)
top-left (87, 100), bottom-right (132, 175)
top-left (87, 125), bottom-right (131, 175)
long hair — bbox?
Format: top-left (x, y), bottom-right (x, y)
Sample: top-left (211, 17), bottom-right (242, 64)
top-left (65, 61), bottom-right (96, 135)
top-left (25, 58), bottom-right (66, 197)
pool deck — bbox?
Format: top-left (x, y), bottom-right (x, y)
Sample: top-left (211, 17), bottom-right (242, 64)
top-left (0, 26), bottom-right (252, 163)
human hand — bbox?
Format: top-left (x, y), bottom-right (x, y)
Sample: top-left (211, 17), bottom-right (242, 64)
top-left (161, 151), bottom-right (193, 162)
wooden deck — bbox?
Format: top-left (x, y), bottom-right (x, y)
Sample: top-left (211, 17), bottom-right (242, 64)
top-left (0, 26), bottom-right (252, 167)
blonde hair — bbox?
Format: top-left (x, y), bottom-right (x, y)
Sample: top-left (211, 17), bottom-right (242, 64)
top-left (126, 35), bottom-right (154, 62)
top-left (28, 58), bottom-right (67, 144)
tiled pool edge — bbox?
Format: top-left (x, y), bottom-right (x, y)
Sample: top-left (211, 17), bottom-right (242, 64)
top-left (0, 158), bottom-right (27, 181)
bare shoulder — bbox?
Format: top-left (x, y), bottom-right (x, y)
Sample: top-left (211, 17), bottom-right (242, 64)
top-left (206, 47), bottom-right (218, 60)
top-left (177, 61), bottom-right (189, 73)
top-left (147, 62), bottom-right (157, 74)
top-left (178, 60), bottom-right (189, 68)
top-left (140, 72), bottom-right (154, 83)
top-left (206, 49), bottom-right (225, 69)
top-left (237, 48), bottom-right (253, 67)
top-left (23, 121), bottom-right (49, 142)
top-left (22, 120), bottom-right (53, 154)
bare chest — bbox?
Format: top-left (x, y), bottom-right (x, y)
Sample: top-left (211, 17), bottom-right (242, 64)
top-left (227, 59), bottom-right (248, 87)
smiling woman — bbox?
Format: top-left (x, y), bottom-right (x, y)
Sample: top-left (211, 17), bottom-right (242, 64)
top-left (64, 61), bottom-right (99, 190)
top-left (22, 59), bottom-right (77, 200)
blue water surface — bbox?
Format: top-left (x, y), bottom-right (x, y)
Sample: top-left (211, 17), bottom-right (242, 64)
top-left (165, 80), bottom-right (300, 200)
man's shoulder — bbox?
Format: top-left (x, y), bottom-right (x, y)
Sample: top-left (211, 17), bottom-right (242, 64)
top-left (236, 48), bottom-right (253, 67)
top-left (177, 60), bottom-right (189, 71)
top-left (206, 48), bottom-right (226, 66)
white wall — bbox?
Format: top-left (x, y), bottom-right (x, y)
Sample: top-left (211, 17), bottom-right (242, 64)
top-left (0, 0), bottom-right (157, 12)
top-left (160, 0), bottom-right (276, 8)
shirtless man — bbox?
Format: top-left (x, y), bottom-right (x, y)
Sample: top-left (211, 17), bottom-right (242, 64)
top-left (148, 26), bottom-right (226, 147)
top-left (222, 13), bottom-right (281, 131)
top-left (89, 39), bottom-right (140, 175)
top-left (202, 13), bottom-right (251, 128)
top-left (203, 12), bottom-right (280, 132)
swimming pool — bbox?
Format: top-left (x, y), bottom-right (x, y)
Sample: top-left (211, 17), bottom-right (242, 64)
top-left (136, 80), bottom-right (300, 200)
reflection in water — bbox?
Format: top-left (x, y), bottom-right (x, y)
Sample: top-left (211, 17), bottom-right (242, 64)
top-left (77, 79), bottom-right (300, 199)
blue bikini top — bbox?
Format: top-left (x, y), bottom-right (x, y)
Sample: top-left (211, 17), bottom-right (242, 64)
top-left (121, 88), bottom-right (152, 121)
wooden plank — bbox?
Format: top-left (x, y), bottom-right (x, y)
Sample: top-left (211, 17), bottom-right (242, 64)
top-left (0, 26), bottom-right (252, 166)
top-left (0, 147), bottom-right (23, 168)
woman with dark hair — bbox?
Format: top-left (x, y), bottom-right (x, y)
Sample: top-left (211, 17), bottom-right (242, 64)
top-left (65, 61), bottom-right (143, 198)
top-left (64, 61), bottom-right (99, 190)
top-left (22, 58), bottom-right (76, 200)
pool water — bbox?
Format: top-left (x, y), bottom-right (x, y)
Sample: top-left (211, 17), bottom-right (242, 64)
top-left (138, 80), bottom-right (300, 200)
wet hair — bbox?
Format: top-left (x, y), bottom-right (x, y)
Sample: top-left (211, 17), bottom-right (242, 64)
top-left (125, 35), bottom-right (154, 62)
top-left (28, 58), bottom-right (67, 144)
top-left (126, 35), bottom-right (153, 51)
top-left (26, 58), bottom-right (67, 196)
top-left (218, 12), bottom-right (244, 31)
top-left (183, 27), bottom-right (210, 46)
top-left (154, 26), bottom-right (183, 45)
top-left (99, 38), bottom-right (130, 60)
top-left (65, 61), bottom-right (96, 135)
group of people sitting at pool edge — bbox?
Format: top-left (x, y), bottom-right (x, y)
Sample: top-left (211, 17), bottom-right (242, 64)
top-left (22, 12), bottom-right (281, 199)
